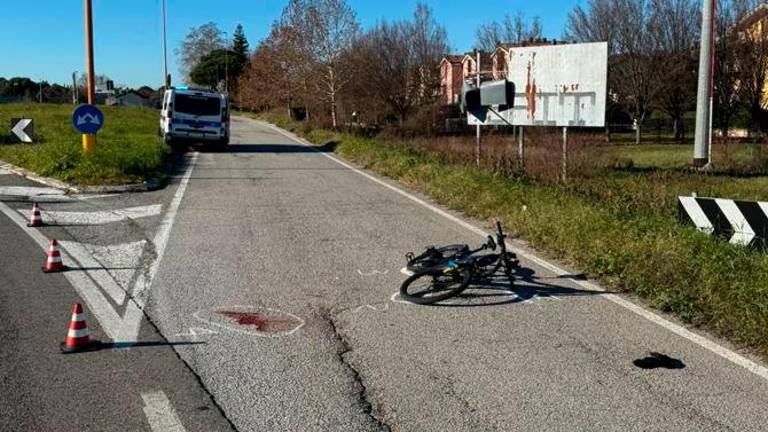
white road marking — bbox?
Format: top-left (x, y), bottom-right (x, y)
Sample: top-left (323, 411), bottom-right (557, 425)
top-left (173, 327), bottom-right (219, 340)
top-left (353, 303), bottom-right (390, 313)
top-left (357, 269), bottom-right (389, 276)
top-left (132, 153), bottom-right (198, 305)
top-left (0, 202), bottom-right (145, 342)
top-left (141, 391), bottom-right (187, 432)
top-left (262, 119), bottom-right (768, 382)
top-left (193, 306), bottom-right (305, 338)
top-left (19, 204), bottom-right (162, 225)
top-left (0, 186), bottom-right (65, 197)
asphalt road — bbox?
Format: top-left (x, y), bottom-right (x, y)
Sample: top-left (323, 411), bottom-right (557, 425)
top-left (139, 116), bottom-right (768, 431)
top-left (0, 164), bottom-right (233, 431)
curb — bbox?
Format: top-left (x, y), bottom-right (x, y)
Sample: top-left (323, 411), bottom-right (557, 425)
top-left (0, 160), bottom-right (162, 194)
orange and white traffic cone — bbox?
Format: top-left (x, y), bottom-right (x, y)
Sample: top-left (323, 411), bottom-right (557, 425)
top-left (61, 303), bottom-right (99, 353)
top-left (42, 239), bottom-right (66, 273)
top-left (26, 202), bottom-right (43, 227)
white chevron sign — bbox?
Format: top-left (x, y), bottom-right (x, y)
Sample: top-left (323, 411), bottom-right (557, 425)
top-left (678, 196), bottom-right (768, 248)
top-left (10, 118), bottom-right (33, 143)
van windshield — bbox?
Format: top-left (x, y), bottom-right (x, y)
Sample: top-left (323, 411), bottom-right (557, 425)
top-left (174, 94), bottom-right (220, 116)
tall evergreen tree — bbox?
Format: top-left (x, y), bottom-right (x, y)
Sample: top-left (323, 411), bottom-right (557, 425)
top-left (233, 24), bottom-right (250, 60)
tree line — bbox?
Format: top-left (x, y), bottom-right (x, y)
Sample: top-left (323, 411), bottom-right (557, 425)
top-left (178, 0), bottom-right (767, 139)
top-left (565, 0), bottom-right (768, 142)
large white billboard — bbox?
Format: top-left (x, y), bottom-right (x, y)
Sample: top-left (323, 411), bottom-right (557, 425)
top-left (468, 42), bottom-right (608, 128)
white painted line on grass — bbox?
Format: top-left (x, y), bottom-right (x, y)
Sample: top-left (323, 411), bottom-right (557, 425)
top-left (0, 202), bottom-right (145, 342)
top-left (141, 391), bottom-right (187, 432)
top-left (132, 153), bottom-right (198, 306)
top-left (261, 119), bottom-right (768, 383)
top-left (19, 204), bottom-right (162, 225)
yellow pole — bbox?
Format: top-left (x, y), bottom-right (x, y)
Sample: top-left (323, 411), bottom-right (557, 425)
top-left (83, 0), bottom-right (96, 152)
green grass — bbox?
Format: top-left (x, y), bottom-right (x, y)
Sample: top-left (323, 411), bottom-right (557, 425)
top-left (602, 143), bottom-right (766, 170)
top-left (0, 103), bottom-right (167, 185)
top-left (247, 111), bottom-right (768, 359)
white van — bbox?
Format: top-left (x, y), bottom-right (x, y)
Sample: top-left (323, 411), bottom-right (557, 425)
top-left (159, 87), bottom-right (229, 147)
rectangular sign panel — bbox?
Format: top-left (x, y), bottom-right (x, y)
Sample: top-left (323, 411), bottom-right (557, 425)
top-left (469, 42), bottom-right (608, 128)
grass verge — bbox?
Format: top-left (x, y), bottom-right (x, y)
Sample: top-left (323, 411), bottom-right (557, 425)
top-left (0, 103), bottom-right (167, 185)
top-left (244, 111), bottom-right (768, 359)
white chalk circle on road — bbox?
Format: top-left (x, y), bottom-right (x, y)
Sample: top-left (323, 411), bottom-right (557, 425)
top-left (194, 305), bottom-right (305, 338)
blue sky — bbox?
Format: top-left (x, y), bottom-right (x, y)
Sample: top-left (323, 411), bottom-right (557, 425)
top-left (0, 1), bottom-right (583, 88)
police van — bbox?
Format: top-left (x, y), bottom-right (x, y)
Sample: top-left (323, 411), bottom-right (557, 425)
top-left (159, 87), bottom-right (230, 147)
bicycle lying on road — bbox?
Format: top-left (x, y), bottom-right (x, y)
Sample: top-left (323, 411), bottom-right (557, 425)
top-left (400, 222), bottom-right (519, 305)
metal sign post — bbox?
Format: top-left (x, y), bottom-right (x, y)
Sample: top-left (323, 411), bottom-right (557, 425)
top-left (475, 52), bottom-right (481, 168)
top-left (561, 127), bottom-right (568, 182)
top-left (517, 126), bottom-right (524, 172)
top-left (82, 0), bottom-right (97, 153)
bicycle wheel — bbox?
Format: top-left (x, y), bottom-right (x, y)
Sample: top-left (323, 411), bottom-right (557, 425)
top-left (399, 266), bottom-right (472, 305)
top-left (406, 244), bottom-right (468, 273)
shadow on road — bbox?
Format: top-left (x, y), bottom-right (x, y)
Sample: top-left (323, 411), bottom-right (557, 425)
top-left (221, 141), bottom-right (338, 153)
top-left (429, 266), bottom-right (606, 308)
top-left (101, 340), bottom-right (206, 350)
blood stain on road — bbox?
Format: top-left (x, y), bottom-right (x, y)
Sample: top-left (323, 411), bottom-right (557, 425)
top-left (217, 310), bottom-right (300, 333)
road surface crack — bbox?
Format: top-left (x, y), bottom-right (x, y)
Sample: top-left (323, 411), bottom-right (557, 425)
top-left (323, 310), bottom-right (392, 432)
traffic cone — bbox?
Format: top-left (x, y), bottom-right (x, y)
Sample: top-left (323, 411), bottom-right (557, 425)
top-left (42, 239), bottom-right (66, 273)
top-left (26, 202), bottom-right (43, 227)
top-left (61, 303), bottom-right (99, 353)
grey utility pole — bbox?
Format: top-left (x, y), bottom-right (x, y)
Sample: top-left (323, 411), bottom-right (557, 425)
top-left (161, 0), bottom-right (169, 88)
top-left (693, 0), bottom-right (715, 168)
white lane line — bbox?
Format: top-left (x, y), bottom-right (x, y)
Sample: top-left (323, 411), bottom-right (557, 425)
top-left (141, 391), bottom-right (187, 432)
top-left (132, 152), bottom-right (198, 305)
top-left (0, 202), bottom-right (145, 342)
top-left (261, 119), bottom-right (768, 382)
top-left (18, 204), bottom-right (162, 225)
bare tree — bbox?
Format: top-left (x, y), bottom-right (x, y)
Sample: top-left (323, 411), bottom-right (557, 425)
top-left (346, 3), bottom-right (448, 126)
top-left (411, 3), bottom-right (450, 104)
top-left (563, 0), bottom-right (616, 50)
top-left (475, 11), bottom-right (544, 51)
top-left (713, 0), bottom-right (744, 136)
top-left (648, 0), bottom-right (701, 141)
top-left (735, 10), bottom-right (768, 135)
top-left (305, 0), bottom-right (360, 128)
top-left (176, 22), bottom-right (224, 84)
top-left (611, 0), bottom-right (660, 144)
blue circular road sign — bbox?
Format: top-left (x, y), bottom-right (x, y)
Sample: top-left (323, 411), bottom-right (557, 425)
top-left (72, 104), bottom-right (105, 134)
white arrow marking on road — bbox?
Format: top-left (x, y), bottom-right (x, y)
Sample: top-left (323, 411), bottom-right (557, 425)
top-left (715, 198), bottom-right (756, 245)
top-left (141, 391), bottom-right (187, 432)
top-left (679, 196), bottom-right (714, 235)
top-left (11, 119), bottom-right (32, 142)
top-left (0, 201), bottom-right (145, 342)
top-left (17, 204), bottom-right (162, 225)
